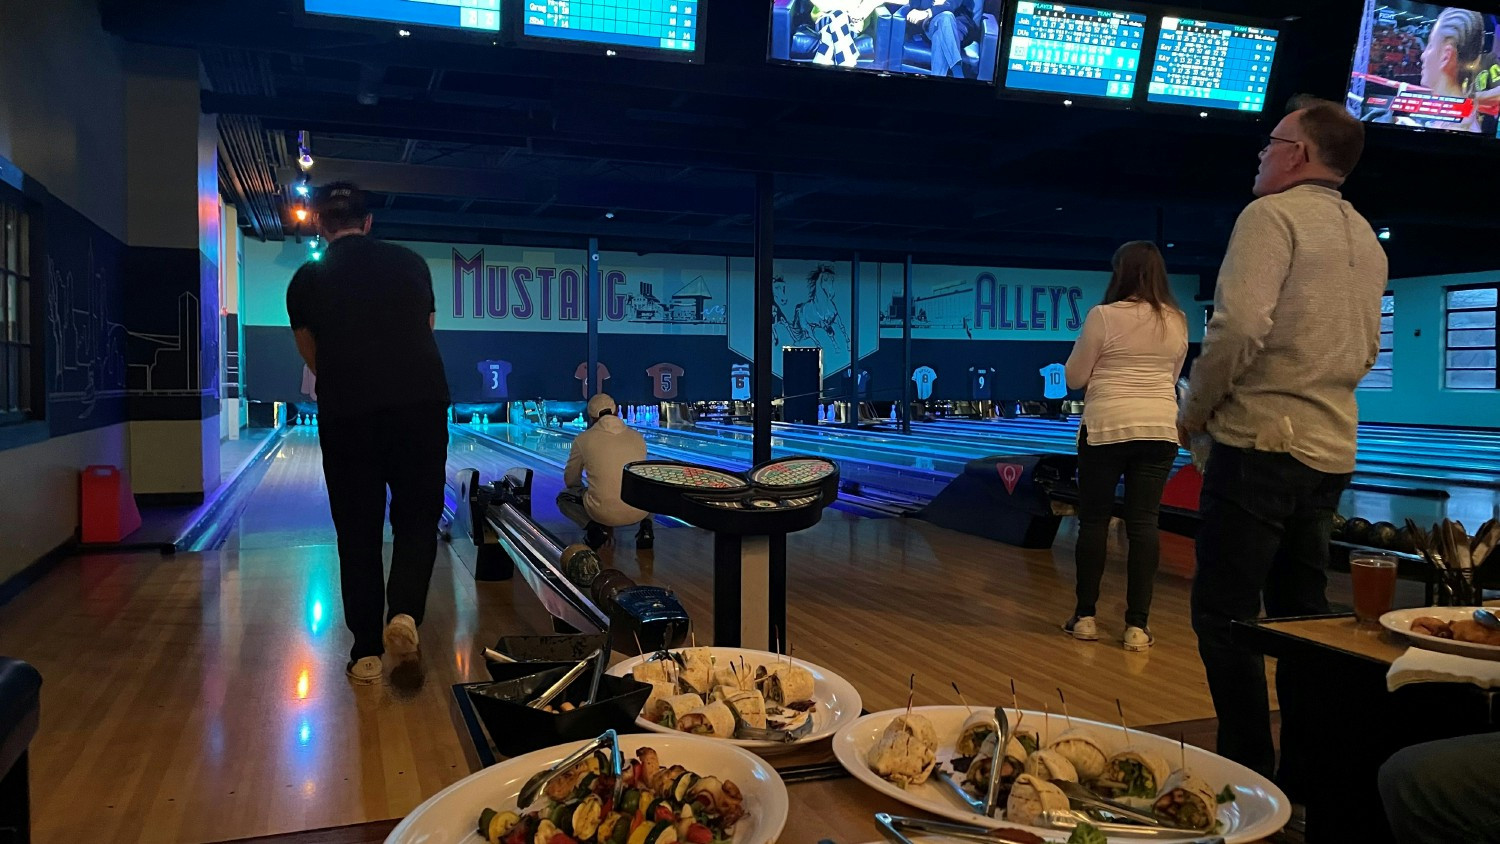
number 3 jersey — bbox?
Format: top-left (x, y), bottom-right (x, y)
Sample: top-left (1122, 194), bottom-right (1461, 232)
top-left (476, 359), bottom-right (512, 399)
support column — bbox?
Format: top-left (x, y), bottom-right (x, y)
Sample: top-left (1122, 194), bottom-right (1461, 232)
top-left (122, 45), bottom-right (222, 503)
top-left (847, 253), bottom-right (859, 428)
top-left (902, 254), bottom-right (913, 435)
top-left (752, 173), bottom-right (774, 466)
top-left (221, 203), bottom-right (242, 440)
top-left (587, 238), bottom-right (600, 398)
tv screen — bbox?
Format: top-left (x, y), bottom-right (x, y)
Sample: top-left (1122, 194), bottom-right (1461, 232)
top-left (523, 0), bottom-right (702, 60)
top-left (1005, 1), bottom-right (1147, 100)
top-left (767, 0), bottom-right (1006, 83)
top-left (1346, 0), bottom-right (1500, 137)
top-left (303, 0), bottom-right (500, 33)
top-left (1147, 18), bottom-right (1280, 112)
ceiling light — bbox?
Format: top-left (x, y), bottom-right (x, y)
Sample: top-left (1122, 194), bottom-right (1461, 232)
top-left (398, 29), bottom-right (411, 37)
top-left (605, 211), bottom-right (616, 220)
top-left (298, 151), bottom-right (315, 171)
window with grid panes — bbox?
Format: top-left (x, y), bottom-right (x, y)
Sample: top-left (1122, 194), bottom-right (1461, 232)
top-left (1445, 285), bottom-right (1498, 390)
top-left (1360, 293), bottom-right (1395, 389)
top-left (0, 196), bottom-right (35, 423)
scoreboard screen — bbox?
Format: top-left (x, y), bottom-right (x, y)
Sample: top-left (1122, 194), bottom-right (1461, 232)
top-left (1004, 1), bottom-right (1147, 100)
top-left (523, 0), bottom-right (701, 59)
top-left (1148, 18), bottom-right (1280, 112)
top-left (303, 0), bottom-right (500, 33)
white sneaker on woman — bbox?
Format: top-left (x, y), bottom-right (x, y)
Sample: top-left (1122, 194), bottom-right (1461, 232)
top-left (1123, 626), bottom-right (1155, 652)
top-left (1063, 616), bottom-right (1099, 641)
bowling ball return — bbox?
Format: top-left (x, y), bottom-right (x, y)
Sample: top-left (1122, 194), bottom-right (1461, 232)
top-left (453, 466), bottom-right (690, 655)
top-left (621, 456), bottom-right (840, 649)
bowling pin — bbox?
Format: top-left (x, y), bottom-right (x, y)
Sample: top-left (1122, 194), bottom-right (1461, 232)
top-left (890, 404), bottom-right (897, 422)
top-left (311, 413), bottom-right (318, 427)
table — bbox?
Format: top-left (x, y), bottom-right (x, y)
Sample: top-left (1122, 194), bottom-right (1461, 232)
top-left (1235, 613), bottom-right (1497, 844)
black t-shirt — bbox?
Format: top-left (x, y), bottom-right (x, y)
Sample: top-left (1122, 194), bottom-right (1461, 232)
top-left (286, 235), bottom-right (450, 417)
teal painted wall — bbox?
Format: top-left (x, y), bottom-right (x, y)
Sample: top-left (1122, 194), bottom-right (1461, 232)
top-left (1358, 269), bottom-right (1500, 428)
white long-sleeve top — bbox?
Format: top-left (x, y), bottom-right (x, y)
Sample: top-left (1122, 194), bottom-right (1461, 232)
top-left (1065, 300), bottom-right (1188, 446)
top-left (563, 415), bottom-right (649, 526)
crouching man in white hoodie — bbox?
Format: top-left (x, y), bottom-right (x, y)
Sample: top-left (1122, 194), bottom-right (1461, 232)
top-left (557, 393), bottom-right (655, 550)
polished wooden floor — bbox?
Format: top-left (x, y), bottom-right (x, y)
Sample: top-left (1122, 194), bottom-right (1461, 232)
top-left (0, 433), bottom-right (1384, 843)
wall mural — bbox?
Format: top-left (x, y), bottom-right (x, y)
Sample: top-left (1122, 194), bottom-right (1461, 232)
top-left (45, 236), bottom-right (127, 424)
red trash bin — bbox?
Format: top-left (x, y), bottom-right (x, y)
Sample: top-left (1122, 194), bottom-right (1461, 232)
top-left (80, 465), bottom-right (142, 543)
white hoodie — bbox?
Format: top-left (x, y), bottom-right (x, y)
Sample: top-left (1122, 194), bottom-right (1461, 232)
top-left (563, 414), bottom-right (649, 525)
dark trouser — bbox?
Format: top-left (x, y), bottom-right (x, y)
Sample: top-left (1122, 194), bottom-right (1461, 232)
top-left (1073, 435), bottom-right (1178, 628)
top-left (319, 403), bottom-right (449, 661)
top-left (1191, 442), bottom-right (1351, 779)
top-left (557, 486), bottom-right (652, 534)
top-left (924, 11), bottom-right (974, 77)
top-left (1379, 732), bottom-right (1500, 843)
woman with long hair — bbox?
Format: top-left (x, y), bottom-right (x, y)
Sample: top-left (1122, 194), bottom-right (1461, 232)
top-left (1062, 241), bottom-right (1188, 651)
top-left (1418, 8), bottom-right (1500, 133)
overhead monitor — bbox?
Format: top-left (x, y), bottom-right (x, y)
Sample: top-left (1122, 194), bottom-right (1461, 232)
top-left (302, 0), bottom-right (500, 33)
top-left (1346, 0), bottom-right (1500, 137)
top-left (766, 0), bottom-right (1006, 84)
top-left (1004, 2), bottom-right (1146, 100)
top-left (522, 0), bottom-right (703, 61)
top-left (1147, 18), bottom-right (1280, 112)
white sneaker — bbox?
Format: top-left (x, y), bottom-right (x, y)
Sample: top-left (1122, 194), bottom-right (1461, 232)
top-left (346, 656), bottom-right (382, 685)
top-left (1123, 626), bottom-right (1155, 652)
top-left (383, 613), bottom-right (420, 662)
top-left (1064, 615), bottom-right (1099, 641)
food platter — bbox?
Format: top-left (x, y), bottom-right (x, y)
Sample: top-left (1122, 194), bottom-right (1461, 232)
top-left (385, 733), bottom-right (788, 844)
top-left (607, 647), bottom-right (863, 753)
top-left (1380, 607), bottom-right (1500, 661)
top-left (832, 705), bottom-right (1290, 844)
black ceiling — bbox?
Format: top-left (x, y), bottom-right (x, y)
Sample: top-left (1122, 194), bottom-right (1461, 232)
top-left (102, 0), bottom-right (1500, 277)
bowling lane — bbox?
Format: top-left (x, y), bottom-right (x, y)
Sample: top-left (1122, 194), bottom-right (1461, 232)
top-left (681, 418), bottom-right (1499, 527)
top-left (214, 425), bottom-right (589, 549)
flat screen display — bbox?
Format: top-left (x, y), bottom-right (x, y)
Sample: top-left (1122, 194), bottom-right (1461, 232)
top-left (1005, 2), bottom-right (1147, 99)
top-left (523, 0), bottom-right (702, 58)
top-left (303, 0), bottom-right (500, 33)
top-left (767, 0), bottom-right (1006, 83)
top-left (1346, 0), bottom-right (1500, 137)
top-left (1148, 18), bottom-right (1279, 112)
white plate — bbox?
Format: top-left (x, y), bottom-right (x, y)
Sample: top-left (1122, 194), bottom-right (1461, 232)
top-left (1380, 607), bottom-right (1500, 661)
top-left (832, 705), bottom-right (1290, 844)
top-left (386, 733), bottom-right (787, 844)
top-left (607, 647), bottom-right (863, 753)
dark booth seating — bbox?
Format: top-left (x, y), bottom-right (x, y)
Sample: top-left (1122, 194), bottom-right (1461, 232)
top-left (0, 658), bottom-right (40, 844)
top-left (888, 7), bottom-right (1001, 82)
top-left (769, 0), bottom-right (896, 71)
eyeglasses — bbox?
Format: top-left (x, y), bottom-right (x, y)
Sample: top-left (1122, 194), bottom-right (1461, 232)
top-left (1263, 134), bottom-right (1310, 163)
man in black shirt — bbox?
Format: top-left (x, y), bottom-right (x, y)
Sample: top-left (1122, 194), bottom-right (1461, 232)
top-left (286, 182), bottom-right (451, 685)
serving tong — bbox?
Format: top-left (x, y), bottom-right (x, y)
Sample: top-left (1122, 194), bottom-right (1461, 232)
top-left (875, 813), bottom-right (1225, 844)
top-left (527, 648), bottom-right (606, 710)
top-left (517, 729), bottom-right (624, 810)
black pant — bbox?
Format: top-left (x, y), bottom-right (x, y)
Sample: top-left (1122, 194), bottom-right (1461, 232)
top-left (319, 403), bottom-right (449, 660)
top-left (1191, 442), bottom-right (1351, 779)
top-left (1073, 435), bottom-right (1178, 628)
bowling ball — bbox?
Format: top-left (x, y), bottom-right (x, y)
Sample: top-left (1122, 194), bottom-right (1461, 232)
top-left (1395, 525), bottom-right (1420, 554)
top-left (1344, 517), bottom-right (1374, 547)
top-left (1331, 513), bottom-right (1348, 540)
top-left (560, 543), bottom-right (602, 588)
top-left (1371, 521), bottom-right (1400, 549)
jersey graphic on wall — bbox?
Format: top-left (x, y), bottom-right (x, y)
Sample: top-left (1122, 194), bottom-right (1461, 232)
top-left (647, 363), bottom-right (685, 399)
top-left (731, 363), bottom-right (751, 400)
top-left (912, 366), bottom-right (937, 400)
top-left (969, 366), bottom-right (995, 400)
top-left (575, 362), bottom-right (611, 398)
top-left (1040, 363), bottom-right (1067, 399)
top-left (477, 359), bottom-right (513, 398)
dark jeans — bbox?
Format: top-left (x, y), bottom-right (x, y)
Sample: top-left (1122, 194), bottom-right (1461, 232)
top-left (1191, 442), bottom-right (1351, 780)
top-left (1379, 732), bottom-right (1500, 844)
top-left (319, 403), bottom-right (449, 660)
top-left (1073, 435), bottom-right (1178, 628)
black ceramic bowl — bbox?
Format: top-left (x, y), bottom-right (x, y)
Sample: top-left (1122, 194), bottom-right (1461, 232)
top-left (466, 665), bottom-right (651, 757)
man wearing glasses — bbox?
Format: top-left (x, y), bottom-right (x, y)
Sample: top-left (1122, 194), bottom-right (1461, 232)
top-left (1177, 96), bottom-right (1389, 782)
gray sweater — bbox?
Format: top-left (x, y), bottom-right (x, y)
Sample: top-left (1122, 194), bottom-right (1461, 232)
top-left (1180, 184), bottom-right (1388, 474)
